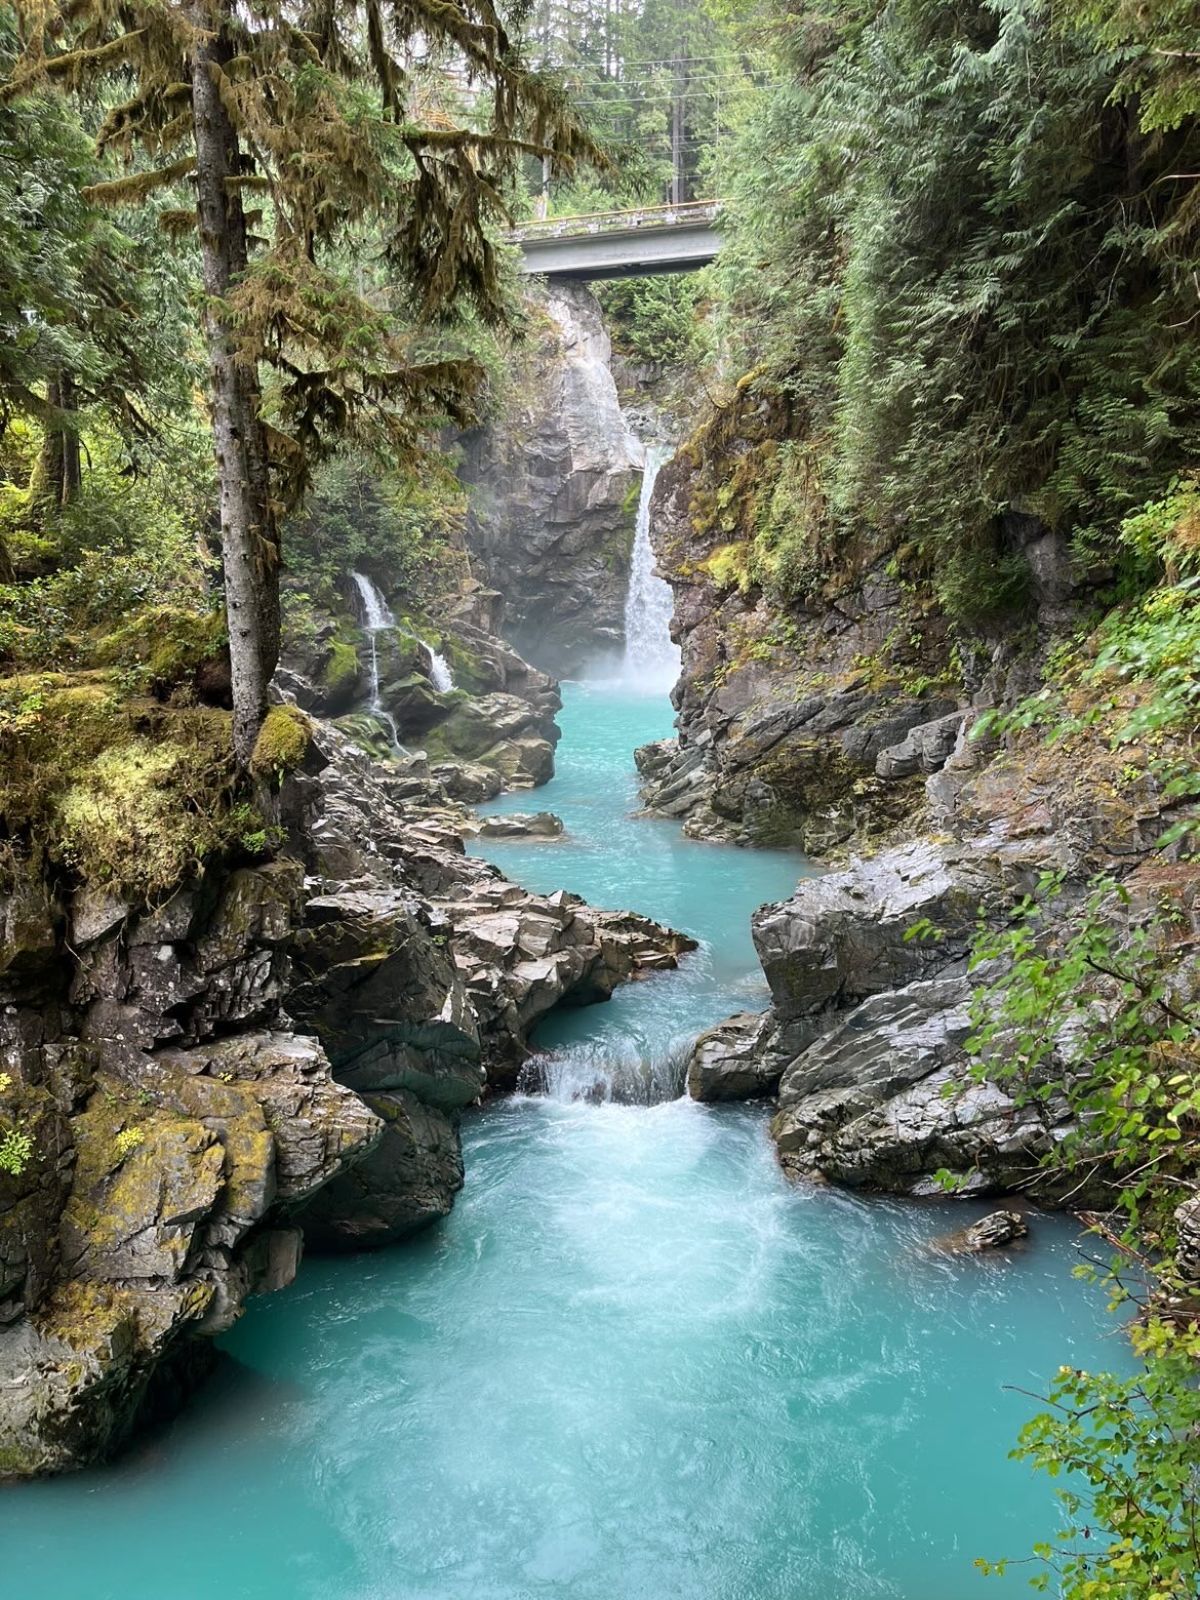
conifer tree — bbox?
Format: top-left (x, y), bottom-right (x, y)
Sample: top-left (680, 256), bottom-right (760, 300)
top-left (5, 0), bottom-right (590, 762)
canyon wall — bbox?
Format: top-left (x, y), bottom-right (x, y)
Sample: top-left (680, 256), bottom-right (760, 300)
top-left (0, 603), bottom-right (689, 1479)
top-left (457, 284), bottom-right (642, 678)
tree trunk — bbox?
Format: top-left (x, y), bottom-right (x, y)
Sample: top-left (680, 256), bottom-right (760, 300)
top-left (190, 0), bottom-right (280, 767)
top-left (670, 52), bottom-right (687, 205)
top-left (59, 373), bottom-right (81, 505)
top-left (32, 374), bottom-right (79, 511)
top-left (32, 377), bottom-right (65, 512)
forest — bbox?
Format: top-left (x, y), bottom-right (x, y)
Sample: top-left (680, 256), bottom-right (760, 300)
top-left (2, 1), bottom-right (1200, 1597)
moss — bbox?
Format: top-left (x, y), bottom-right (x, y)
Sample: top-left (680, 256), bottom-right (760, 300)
top-left (0, 679), bottom-right (243, 899)
top-left (55, 718), bottom-right (235, 896)
top-left (250, 704), bottom-right (312, 779)
top-left (94, 605), bottom-right (227, 690)
top-left (441, 637), bottom-right (490, 695)
top-left (701, 541), bottom-right (753, 594)
top-left (2, 528), bottom-right (60, 576)
top-left (321, 636), bottom-right (359, 695)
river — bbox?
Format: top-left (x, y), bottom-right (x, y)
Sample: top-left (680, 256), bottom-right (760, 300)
top-left (0, 679), bottom-right (1123, 1600)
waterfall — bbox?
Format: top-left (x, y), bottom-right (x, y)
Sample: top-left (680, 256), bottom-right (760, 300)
top-left (350, 572), bottom-right (403, 751)
top-left (428, 649), bottom-right (455, 693)
top-left (621, 445), bottom-right (680, 692)
top-left (519, 1036), bottom-right (692, 1107)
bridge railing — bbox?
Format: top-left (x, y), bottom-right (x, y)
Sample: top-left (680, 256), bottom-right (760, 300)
top-left (510, 199), bottom-right (723, 243)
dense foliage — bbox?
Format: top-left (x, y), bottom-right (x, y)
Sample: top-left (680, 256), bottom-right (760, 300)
top-left (948, 483), bottom-right (1200, 1595)
top-left (719, 0), bottom-right (1200, 619)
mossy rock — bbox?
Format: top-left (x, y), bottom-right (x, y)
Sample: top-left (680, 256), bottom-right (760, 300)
top-left (93, 605), bottom-right (227, 693)
top-left (440, 638), bottom-right (489, 696)
top-left (321, 636), bottom-right (360, 698)
top-left (61, 1084), bottom-right (225, 1283)
top-left (249, 705), bottom-right (313, 780)
top-left (0, 680), bottom-right (245, 900)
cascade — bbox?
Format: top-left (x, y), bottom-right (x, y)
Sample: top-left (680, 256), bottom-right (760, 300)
top-left (427, 648), bottom-right (455, 693)
top-left (350, 572), bottom-right (404, 751)
top-left (621, 445), bottom-right (680, 691)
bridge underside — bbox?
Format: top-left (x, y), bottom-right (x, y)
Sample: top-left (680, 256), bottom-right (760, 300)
top-left (517, 221), bottom-right (720, 282)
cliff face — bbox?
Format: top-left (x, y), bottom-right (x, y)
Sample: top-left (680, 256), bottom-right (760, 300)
top-left (638, 386), bottom-right (1082, 853)
top-left (661, 389), bottom-right (1200, 1221)
top-left (458, 284), bottom-right (642, 678)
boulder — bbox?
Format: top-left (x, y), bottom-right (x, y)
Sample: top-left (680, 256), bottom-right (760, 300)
top-left (686, 1013), bottom-right (774, 1102)
top-left (299, 1090), bottom-right (463, 1251)
top-left (769, 976), bottom-right (1076, 1198)
top-left (431, 761), bottom-right (504, 803)
top-left (958, 1210), bottom-right (1029, 1251)
top-left (463, 812), bottom-right (564, 840)
top-left (752, 841), bottom-right (987, 1060)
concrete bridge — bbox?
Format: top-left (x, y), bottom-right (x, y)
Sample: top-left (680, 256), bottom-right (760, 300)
top-left (510, 201), bottom-right (722, 281)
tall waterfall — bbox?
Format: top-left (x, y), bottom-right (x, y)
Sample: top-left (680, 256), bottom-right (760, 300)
top-left (350, 572), bottom-right (403, 751)
top-left (622, 445), bottom-right (680, 691)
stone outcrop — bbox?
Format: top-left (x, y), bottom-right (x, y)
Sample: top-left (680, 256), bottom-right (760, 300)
top-left (280, 579), bottom-right (564, 795)
top-left (0, 672), bottom-right (691, 1478)
top-left (685, 1013), bottom-right (774, 1102)
top-left (458, 283), bottom-right (642, 676)
top-left (637, 385), bottom-right (1099, 854)
top-left (690, 658), bottom-right (1199, 1205)
top-left (957, 1210), bottom-right (1029, 1251)
top-left (632, 391), bottom-right (965, 851)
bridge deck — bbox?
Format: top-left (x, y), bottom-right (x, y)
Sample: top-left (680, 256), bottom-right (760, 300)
top-left (511, 202), bottom-right (722, 281)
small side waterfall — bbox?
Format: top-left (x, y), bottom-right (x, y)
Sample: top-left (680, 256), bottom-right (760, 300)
top-left (428, 649), bottom-right (455, 693)
top-left (350, 572), bottom-right (403, 751)
top-left (621, 445), bottom-right (680, 691)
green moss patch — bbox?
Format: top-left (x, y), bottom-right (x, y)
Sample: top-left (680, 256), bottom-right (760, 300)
top-left (0, 677), bottom-right (250, 899)
top-left (321, 637), bottom-right (360, 696)
top-left (94, 605), bottom-right (227, 691)
top-left (249, 704), bottom-right (313, 779)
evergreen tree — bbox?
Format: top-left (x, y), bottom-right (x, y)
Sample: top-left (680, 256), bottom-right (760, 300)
top-left (6, 0), bottom-right (591, 762)
top-left (0, 16), bottom-right (190, 519)
top-left (718, 0), bottom-right (1200, 617)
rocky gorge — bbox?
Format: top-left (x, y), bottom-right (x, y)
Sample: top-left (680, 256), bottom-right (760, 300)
top-left (5, 262), bottom-right (1198, 1500)
top-left (0, 577), bottom-right (691, 1476)
top-left (449, 282), bottom-right (1200, 1275)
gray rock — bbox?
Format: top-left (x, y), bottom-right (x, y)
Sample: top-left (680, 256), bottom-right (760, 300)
top-left (458, 283), bottom-right (642, 676)
top-left (752, 841), bottom-right (985, 1058)
top-left (958, 1210), bottom-right (1029, 1251)
top-left (431, 761), bottom-right (504, 803)
top-left (299, 1090), bottom-right (463, 1250)
top-left (875, 712), bottom-right (966, 780)
top-left (769, 976), bottom-right (1075, 1198)
top-left (686, 1013), bottom-right (775, 1102)
top-left (463, 811), bottom-right (564, 840)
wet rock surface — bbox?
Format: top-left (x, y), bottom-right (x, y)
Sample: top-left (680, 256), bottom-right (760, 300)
top-left (457, 283), bottom-right (642, 677)
top-left (685, 1013), bottom-right (774, 1103)
top-left (699, 676), bottom-right (1198, 1205)
top-left (956, 1210), bottom-right (1029, 1252)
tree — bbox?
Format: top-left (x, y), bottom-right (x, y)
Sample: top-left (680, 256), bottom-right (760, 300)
top-left (0, 14), bottom-right (189, 520)
top-left (6, 0), bottom-right (592, 763)
top-left (717, 0), bottom-right (1200, 621)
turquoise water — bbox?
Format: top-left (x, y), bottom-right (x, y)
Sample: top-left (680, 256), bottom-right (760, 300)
top-left (0, 682), bottom-right (1124, 1600)
top-left (466, 681), bottom-right (814, 1090)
